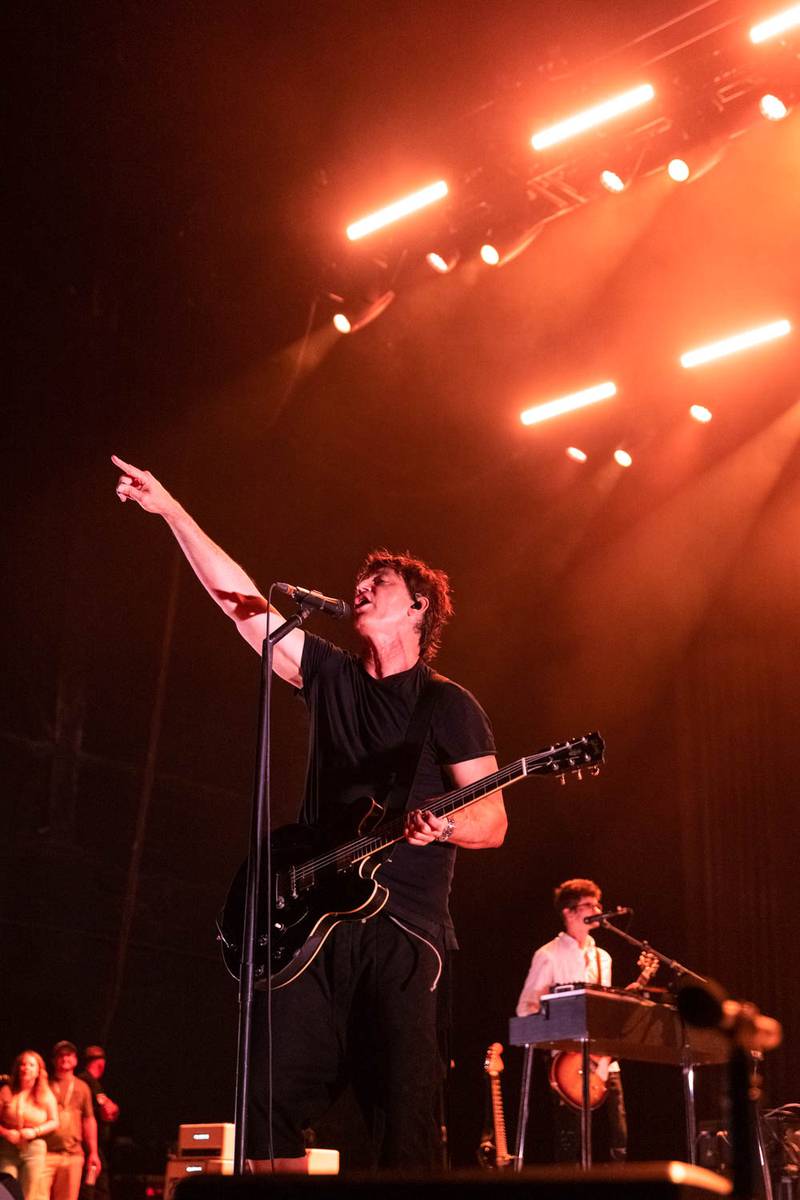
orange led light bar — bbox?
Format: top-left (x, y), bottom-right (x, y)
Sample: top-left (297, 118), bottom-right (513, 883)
top-left (520, 381), bottom-right (617, 427)
top-left (750, 4), bottom-right (800, 43)
top-left (346, 180), bottom-right (448, 241)
top-left (531, 84), bottom-right (655, 151)
top-left (680, 319), bottom-right (791, 368)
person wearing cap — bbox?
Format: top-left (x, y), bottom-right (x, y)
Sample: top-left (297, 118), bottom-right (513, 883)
top-left (43, 1045), bottom-right (99, 1200)
top-left (77, 1051), bottom-right (118, 1200)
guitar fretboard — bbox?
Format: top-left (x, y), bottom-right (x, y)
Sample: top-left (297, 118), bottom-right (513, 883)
top-left (284, 733), bottom-right (602, 895)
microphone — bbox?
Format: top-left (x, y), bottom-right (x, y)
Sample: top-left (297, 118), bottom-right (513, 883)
top-left (584, 906), bottom-right (633, 924)
top-left (275, 582), bottom-right (351, 619)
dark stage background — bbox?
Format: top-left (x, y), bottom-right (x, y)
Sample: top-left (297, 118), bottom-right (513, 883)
top-left (5, 0), bottom-right (800, 1176)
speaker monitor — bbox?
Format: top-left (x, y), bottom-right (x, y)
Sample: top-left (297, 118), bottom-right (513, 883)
top-left (179, 1125), bottom-right (236, 1160)
top-left (174, 1161), bottom-right (730, 1200)
top-left (165, 1159), bottom-right (233, 1200)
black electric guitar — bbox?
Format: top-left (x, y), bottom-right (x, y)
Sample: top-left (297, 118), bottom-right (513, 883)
top-left (217, 731), bottom-right (604, 990)
top-left (549, 949), bottom-right (660, 1109)
top-left (478, 1042), bottom-right (513, 1169)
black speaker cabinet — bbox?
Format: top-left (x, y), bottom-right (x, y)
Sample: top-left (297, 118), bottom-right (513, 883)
top-left (175, 1162), bottom-right (730, 1200)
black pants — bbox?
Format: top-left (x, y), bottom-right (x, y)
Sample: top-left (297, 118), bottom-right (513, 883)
top-left (248, 913), bottom-right (445, 1169)
top-left (553, 1071), bottom-right (628, 1163)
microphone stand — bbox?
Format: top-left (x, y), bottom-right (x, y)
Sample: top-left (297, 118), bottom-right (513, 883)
top-left (595, 917), bottom-right (709, 1166)
top-left (598, 918), bottom-right (779, 1196)
top-left (233, 598), bottom-right (310, 1175)
top-left (594, 916), bottom-right (708, 986)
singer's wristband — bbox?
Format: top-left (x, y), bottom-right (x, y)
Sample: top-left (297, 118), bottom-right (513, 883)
top-left (436, 815), bottom-right (456, 843)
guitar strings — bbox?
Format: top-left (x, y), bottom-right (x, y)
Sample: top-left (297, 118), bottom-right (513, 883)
top-left (286, 738), bottom-right (593, 882)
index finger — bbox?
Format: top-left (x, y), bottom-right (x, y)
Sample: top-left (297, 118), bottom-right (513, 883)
top-left (111, 453), bottom-right (143, 476)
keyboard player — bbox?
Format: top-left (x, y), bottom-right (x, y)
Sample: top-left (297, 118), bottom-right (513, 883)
top-left (516, 878), bottom-right (627, 1162)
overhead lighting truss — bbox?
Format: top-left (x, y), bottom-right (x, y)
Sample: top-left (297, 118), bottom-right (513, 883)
top-left (326, 6), bottom-right (800, 335)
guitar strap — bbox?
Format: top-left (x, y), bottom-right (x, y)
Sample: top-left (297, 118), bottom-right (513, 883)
top-left (383, 668), bottom-right (448, 816)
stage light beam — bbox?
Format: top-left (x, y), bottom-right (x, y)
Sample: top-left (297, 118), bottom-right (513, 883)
top-left (566, 446), bottom-right (588, 462)
top-left (614, 449), bottom-right (633, 468)
top-left (520, 381), bottom-right (617, 427)
top-left (750, 4), bottom-right (800, 43)
top-left (480, 243), bottom-right (501, 266)
top-left (600, 170), bottom-right (626, 193)
top-left (346, 180), bottom-right (448, 241)
top-left (531, 84), bottom-right (655, 151)
top-left (680, 319), bottom-right (791, 368)
top-left (690, 405), bottom-right (713, 423)
top-left (759, 93), bottom-right (789, 120)
top-left (425, 250), bottom-right (458, 274)
top-left (332, 290), bottom-right (396, 335)
top-left (667, 158), bottom-right (690, 182)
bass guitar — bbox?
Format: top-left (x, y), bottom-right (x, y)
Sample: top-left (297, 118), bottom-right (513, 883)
top-left (549, 950), bottom-right (660, 1109)
top-left (478, 1042), bottom-right (513, 1169)
top-left (218, 731), bottom-right (604, 990)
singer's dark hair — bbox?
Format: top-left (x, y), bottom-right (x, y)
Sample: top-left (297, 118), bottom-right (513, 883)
top-left (554, 878), bottom-right (602, 918)
top-left (356, 549), bottom-right (454, 662)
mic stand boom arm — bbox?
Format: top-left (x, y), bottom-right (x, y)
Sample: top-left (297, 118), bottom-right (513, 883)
top-left (233, 599), bottom-right (310, 1175)
top-left (597, 918), bottom-right (709, 986)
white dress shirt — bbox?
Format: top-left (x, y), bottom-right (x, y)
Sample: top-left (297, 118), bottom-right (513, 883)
top-left (516, 930), bottom-right (612, 1016)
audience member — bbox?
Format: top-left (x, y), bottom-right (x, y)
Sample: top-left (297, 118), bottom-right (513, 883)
top-left (77, 1050), bottom-right (117, 1200)
top-left (0, 1052), bottom-right (58, 1200)
top-left (44, 1044), bottom-right (100, 1200)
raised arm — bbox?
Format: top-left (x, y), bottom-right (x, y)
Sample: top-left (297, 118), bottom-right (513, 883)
top-left (111, 455), bottom-right (304, 685)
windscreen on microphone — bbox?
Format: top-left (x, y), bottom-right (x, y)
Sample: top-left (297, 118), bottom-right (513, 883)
top-left (275, 582), bottom-right (351, 619)
top-left (584, 905), bottom-right (634, 924)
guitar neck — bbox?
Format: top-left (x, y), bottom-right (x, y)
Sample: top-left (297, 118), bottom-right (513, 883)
top-left (316, 756), bottom-right (532, 874)
top-left (294, 733), bottom-right (602, 884)
top-left (491, 1076), bottom-right (510, 1165)
top-left (363, 756), bottom-right (530, 854)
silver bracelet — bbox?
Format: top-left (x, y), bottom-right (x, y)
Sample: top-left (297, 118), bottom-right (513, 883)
top-left (436, 815), bottom-right (456, 842)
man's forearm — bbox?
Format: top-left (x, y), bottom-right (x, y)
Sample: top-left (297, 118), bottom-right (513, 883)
top-left (113, 456), bottom-right (305, 679)
top-left (449, 794), bottom-right (507, 849)
top-left (164, 502), bottom-right (262, 610)
top-left (83, 1116), bottom-right (99, 1158)
top-left (161, 500), bottom-right (275, 651)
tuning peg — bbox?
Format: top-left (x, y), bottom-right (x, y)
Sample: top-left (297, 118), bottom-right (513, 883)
top-left (574, 769), bottom-right (583, 781)
top-left (558, 774), bottom-right (566, 786)
top-left (589, 766), bottom-right (600, 776)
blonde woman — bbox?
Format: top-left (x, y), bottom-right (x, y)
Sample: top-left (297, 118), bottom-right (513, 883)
top-left (0, 1051), bottom-right (58, 1200)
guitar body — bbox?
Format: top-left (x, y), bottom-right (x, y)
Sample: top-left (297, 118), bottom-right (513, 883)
top-left (549, 1051), bottom-right (608, 1110)
top-left (217, 798), bottom-right (390, 990)
top-left (216, 732), bottom-right (605, 991)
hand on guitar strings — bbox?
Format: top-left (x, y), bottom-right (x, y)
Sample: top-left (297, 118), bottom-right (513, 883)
top-left (404, 808), bottom-right (450, 846)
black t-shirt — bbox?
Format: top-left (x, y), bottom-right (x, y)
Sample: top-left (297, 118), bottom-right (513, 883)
top-left (298, 633), bottom-right (496, 938)
top-left (77, 1072), bottom-right (113, 1153)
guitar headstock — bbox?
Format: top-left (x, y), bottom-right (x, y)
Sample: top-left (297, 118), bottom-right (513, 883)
top-left (636, 949), bottom-right (660, 984)
top-left (526, 731), bottom-right (605, 782)
top-left (484, 1042), bottom-right (504, 1076)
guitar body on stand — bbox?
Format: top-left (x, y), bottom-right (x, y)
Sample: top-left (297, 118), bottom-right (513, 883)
top-left (217, 732), bottom-right (605, 990)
